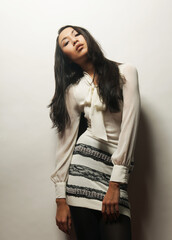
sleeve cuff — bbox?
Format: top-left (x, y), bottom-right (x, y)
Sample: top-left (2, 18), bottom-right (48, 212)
top-left (55, 182), bottom-right (66, 198)
top-left (110, 165), bottom-right (129, 184)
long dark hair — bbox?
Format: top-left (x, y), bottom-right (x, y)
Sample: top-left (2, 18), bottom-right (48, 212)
top-left (48, 25), bottom-right (126, 135)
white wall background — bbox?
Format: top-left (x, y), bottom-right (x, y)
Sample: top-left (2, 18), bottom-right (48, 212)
top-left (0, 0), bottom-right (171, 239)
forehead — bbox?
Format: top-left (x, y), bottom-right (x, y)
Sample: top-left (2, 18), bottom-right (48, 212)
top-left (58, 27), bottom-right (75, 44)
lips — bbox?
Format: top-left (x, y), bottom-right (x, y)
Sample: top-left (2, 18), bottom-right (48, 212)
top-left (76, 43), bottom-right (83, 51)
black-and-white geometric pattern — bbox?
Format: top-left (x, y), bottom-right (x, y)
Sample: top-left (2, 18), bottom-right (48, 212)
top-left (73, 143), bottom-right (113, 166)
top-left (68, 164), bottom-right (111, 186)
top-left (66, 143), bottom-right (130, 209)
top-left (66, 184), bottom-right (130, 209)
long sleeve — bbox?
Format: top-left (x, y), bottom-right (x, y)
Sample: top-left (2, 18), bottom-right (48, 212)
top-left (110, 63), bottom-right (141, 184)
top-left (50, 84), bottom-right (81, 199)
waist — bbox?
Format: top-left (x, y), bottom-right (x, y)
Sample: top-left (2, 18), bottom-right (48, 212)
top-left (77, 129), bottom-right (118, 155)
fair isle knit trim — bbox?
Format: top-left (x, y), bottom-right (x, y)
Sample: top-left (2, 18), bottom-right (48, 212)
top-left (69, 164), bottom-right (111, 186)
top-left (69, 164), bottom-right (128, 191)
top-left (66, 184), bottom-right (130, 209)
top-left (67, 184), bottom-right (105, 201)
top-left (73, 143), bottom-right (113, 166)
top-left (73, 143), bottom-right (134, 173)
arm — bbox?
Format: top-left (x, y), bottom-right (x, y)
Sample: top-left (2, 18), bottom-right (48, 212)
top-left (110, 63), bottom-right (141, 184)
top-left (50, 84), bottom-right (81, 199)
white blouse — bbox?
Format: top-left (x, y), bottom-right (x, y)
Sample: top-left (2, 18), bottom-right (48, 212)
top-left (50, 63), bottom-right (141, 199)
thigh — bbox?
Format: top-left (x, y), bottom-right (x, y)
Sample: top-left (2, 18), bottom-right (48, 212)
top-left (69, 205), bottom-right (101, 240)
top-left (99, 214), bottom-right (132, 240)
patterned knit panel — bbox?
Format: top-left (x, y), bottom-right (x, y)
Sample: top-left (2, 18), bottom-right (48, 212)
top-left (66, 143), bottom-right (130, 209)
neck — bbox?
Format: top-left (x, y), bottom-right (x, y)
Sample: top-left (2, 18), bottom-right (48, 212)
top-left (79, 60), bottom-right (95, 78)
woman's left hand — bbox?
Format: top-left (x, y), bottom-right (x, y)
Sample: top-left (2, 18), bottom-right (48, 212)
top-left (102, 181), bottom-right (120, 223)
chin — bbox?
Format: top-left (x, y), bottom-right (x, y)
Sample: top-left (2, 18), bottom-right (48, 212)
top-left (80, 46), bottom-right (88, 55)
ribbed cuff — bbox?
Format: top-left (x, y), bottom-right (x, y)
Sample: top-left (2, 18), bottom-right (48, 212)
top-left (55, 182), bottom-right (66, 198)
top-left (110, 165), bottom-right (129, 184)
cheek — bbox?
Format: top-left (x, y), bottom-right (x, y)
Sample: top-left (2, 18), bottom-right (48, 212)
top-left (63, 46), bottom-right (76, 60)
top-left (80, 35), bottom-right (87, 45)
top-left (63, 46), bottom-right (74, 55)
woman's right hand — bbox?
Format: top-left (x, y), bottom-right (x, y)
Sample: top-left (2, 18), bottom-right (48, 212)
top-left (55, 198), bottom-right (72, 235)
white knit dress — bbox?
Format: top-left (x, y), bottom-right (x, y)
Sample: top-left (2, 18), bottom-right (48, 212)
top-left (50, 63), bottom-right (141, 219)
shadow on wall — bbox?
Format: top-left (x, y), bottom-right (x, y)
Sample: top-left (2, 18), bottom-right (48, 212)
top-left (128, 109), bottom-right (155, 240)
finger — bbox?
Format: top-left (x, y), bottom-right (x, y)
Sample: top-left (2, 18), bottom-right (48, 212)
top-left (59, 226), bottom-right (68, 234)
top-left (116, 211), bottom-right (119, 219)
top-left (63, 220), bottom-right (68, 234)
top-left (114, 203), bottom-right (120, 218)
top-left (110, 203), bottom-right (115, 215)
top-left (59, 221), bottom-right (68, 234)
top-left (115, 210), bottom-right (120, 220)
top-left (102, 203), bottom-right (107, 222)
top-left (67, 215), bottom-right (72, 233)
top-left (105, 203), bottom-right (114, 223)
top-left (106, 203), bottom-right (111, 215)
top-left (110, 204), bottom-right (117, 222)
top-left (102, 202), bottom-right (106, 213)
top-left (115, 202), bottom-right (119, 213)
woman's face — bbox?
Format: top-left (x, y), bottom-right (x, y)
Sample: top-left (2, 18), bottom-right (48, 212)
top-left (58, 27), bottom-right (88, 64)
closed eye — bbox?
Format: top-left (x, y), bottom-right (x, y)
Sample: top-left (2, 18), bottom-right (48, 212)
top-left (64, 42), bottom-right (69, 46)
top-left (63, 33), bottom-right (81, 47)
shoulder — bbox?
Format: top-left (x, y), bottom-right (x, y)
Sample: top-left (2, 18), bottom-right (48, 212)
top-left (119, 62), bottom-right (138, 76)
top-left (65, 80), bottom-right (84, 112)
top-left (67, 76), bottom-right (89, 103)
top-left (66, 76), bottom-right (86, 94)
top-left (65, 83), bottom-right (75, 97)
top-left (119, 62), bottom-right (139, 87)
top-left (65, 83), bottom-right (80, 105)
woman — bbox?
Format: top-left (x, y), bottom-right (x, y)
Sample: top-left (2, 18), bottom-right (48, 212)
top-left (48, 24), bottom-right (141, 240)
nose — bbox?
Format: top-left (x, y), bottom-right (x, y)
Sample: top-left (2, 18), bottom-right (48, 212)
top-left (72, 38), bottom-right (78, 46)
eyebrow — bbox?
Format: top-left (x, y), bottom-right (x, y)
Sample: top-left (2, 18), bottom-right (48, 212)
top-left (61, 29), bottom-right (75, 44)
